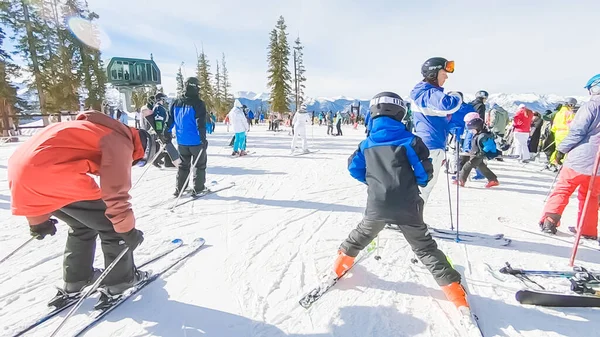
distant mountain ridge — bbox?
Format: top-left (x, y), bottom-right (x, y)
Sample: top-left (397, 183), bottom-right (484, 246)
top-left (234, 91), bottom-right (589, 116)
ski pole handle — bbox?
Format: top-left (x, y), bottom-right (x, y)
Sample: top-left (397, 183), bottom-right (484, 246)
top-left (0, 237), bottom-right (35, 265)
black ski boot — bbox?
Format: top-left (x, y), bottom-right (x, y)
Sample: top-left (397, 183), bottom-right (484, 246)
top-left (540, 213), bottom-right (561, 235)
top-left (94, 269), bottom-right (150, 310)
top-left (48, 268), bottom-right (103, 308)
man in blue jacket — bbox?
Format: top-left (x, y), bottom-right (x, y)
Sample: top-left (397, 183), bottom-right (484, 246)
top-left (410, 57), bottom-right (462, 204)
top-left (164, 77), bottom-right (209, 197)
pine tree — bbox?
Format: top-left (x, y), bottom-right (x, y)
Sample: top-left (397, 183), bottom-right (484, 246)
top-left (293, 37), bottom-right (306, 110)
top-left (213, 59), bottom-right (222, 117)
top-left (0, 25), bottom-right (27, 134)
top-left (1, 0), bottom-right (50, 123)
top-left (196, 48), bottom-right (214, 111)
top-left (220, 53), bottom-right (234, 112)
top-left (267, 16), bottom-right (292, 113)
top-left (176, 65), bottom-right (185, 97)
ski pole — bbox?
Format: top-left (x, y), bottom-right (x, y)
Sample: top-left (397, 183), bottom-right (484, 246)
top-left (374, 235), bottom-right (381, 260)
top-left (0, 237), bottom-right (35, 265)
top-left (170, 147), bottom-right (205, 211)
top-left (455, 135), bottom-right (461, 242)
top-left (570, 149), bottom-right (600, 267)
top-left (444, 150), bottom-right (454, 231)
top-left (543, 166), bottom-right (562, 202)
top-left (49, 246), bottom-right (130, 337)
top-left (132, 142), bottom-right (167, 190)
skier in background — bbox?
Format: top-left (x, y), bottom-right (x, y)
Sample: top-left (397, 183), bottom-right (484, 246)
top-left (453, 117), bottom-right (500, 188)
top-left (469, 90), bottom-right (489, 121)
top-left (165, 77), bottom-right (209, 197)
top-left (8, 111), bottom-right (151, 305)
top-left (152, 93), bottom-right (175, 168)
top-left (539, 74), bottom-right (600, 240)
top-left (512, 104), bottom-right (534, 163)
top-left (335, 91), bottom-right (470, 311)
top-left (335, 112), bottom-right (343, 136)
top-left (327, 112), bottom-right (334, 135)
top-left (529, 111), bottom-right (544, 155)
top-left (488, 103), bottom-right (510, 150)
top-left (549, 98), bottom-right (578, 164)
top-left (291, 104), bottom-right (312, 154)
top-left (410, 57), bottom-right (462, 205)
top-left (229, 100), bottom-right (250, 156)
top-left (447, 92), bottom-right (475, 174)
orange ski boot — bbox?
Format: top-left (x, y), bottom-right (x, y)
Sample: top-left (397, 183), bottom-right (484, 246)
top-left (441, 282), bottom-right (469, 308)
top-left (333, 250), bottom-right (355, 278)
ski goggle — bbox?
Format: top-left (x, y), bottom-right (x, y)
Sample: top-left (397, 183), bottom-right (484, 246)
top-left (444, 60), bottom-right (455, 73)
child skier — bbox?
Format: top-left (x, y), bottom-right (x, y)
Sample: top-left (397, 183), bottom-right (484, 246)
top-left (334, 91), bottom-right (469, 310)
top-left (454, 117), bottom-right (500, 188)
top-left (228, 100), bottom-right (249, 156)
top-left (291, 104), bottom-right (312, 154)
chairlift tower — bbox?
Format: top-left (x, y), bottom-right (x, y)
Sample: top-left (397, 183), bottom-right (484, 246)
top-left (105, 57), bottom-right (161, 112)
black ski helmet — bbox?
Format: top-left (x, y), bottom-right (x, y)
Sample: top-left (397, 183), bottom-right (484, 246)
top-left (369, 92), bottom-right (406, 122)
top-left (155, 92), bottom-right (167, 102)
top-left (136, 129), bottom-right (158, 167)
top-left (466, 117), bottom-right (484, 131)
top-left (184, 77), bottom-right (200, 96)
top-left (421, 57), bottom-right (454, 81)
top-left (476, 90), bottom-right (489, 99)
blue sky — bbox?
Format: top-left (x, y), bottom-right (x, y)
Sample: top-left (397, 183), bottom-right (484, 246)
top-left (10, 0), bottom-right (600, 99)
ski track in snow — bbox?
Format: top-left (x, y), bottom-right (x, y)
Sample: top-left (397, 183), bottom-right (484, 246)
top-left (1, 123), bottom-right (599, 337)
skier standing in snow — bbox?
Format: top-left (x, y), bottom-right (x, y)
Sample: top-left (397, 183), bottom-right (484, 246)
top-left (228, 99), bottom-right (250, 156)
top-left (453, 117), bottom-right (500, 188)
top-left (539, 74), bottom-right (600, 240)
top-left (291, 103), bottom-right (312, 154)
top-left (549, 98), bottom-right (578, 164)
top-left (469, 90), bottom-right (488, 121)
top-left (334, 91), bottom-right (470, 310)
top-left (8, 111), bottom-right (152, 303)
top-left (410, 57), bottom-right (462, 204)
top-left (512, 104), bottom-right (534, 162)
top-left (488, 103), bottom-right (510, 141)
top-left (152, 93), bottom-right (175, 168)
top-left (165, 77), bottom-right (209, 197)
top-left (447, 92), bottom-right (475, 173)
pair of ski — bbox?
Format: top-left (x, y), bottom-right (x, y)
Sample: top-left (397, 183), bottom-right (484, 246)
top-left (493, 262), bottom-right (600, 307)
top-left (13, 238), bottom-right (206, 337)
top-left (385, 224), bottom-right (511, 247)
top-left (169, 181), bottom-right (236, 210)
top-left (291, 149), bottom-right (320, 156)
top-left (299, 240), bottom-right (484, 336)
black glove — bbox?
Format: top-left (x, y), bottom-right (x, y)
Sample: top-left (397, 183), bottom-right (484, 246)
top-left (163, 131), bottom-right (172, 143)
top-left (555, 151), bottom-right (565, 165)
top-left (200, 138), bottom-right (208, 149)
top-left (30, 218), bottom-right (58, 240)
top-left (120, 228), bottom-right (144, 250)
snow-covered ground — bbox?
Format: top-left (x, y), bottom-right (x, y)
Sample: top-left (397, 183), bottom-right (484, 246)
top-left (0, 123), bottom-right (598, 337)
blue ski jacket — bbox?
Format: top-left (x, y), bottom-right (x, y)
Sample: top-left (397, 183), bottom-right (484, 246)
top-left (348, 116), bottom-right (433, 221)
top-left (165, 96), bottom-right (208, 146)
top-left (410, 81), bottom-right (462, 151)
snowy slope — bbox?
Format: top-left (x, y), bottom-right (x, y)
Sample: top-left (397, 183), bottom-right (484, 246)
top-left (0, 123), bottom-right (599, 337)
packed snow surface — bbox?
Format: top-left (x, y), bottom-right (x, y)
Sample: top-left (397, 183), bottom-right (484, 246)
top-left (0, 123), bottom-right (598, 337)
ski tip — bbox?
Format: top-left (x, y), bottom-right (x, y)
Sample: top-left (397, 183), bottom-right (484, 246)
top-left (171, 239), bottom-right (183, 245)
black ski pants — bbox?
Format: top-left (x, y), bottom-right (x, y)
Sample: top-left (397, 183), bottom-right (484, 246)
top-left (51, 200), bottom-right (135, 286)
top-left (176, 144), bottom-right (207, 193)
top-left (340, 201), bottom-right (461, 287)
top-left (458, 155), bottom-right (497, 182)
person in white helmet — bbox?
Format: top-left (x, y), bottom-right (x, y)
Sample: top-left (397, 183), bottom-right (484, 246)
top-left (291, 104), bottom-right (312, 154)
